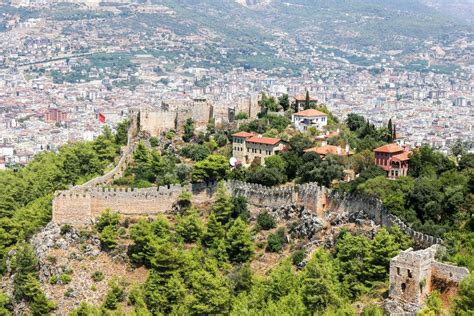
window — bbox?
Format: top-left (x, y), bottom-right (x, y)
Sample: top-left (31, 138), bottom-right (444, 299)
top-left (397, 267), bottom-right (400, 276)
top-left (408, 270), bottom-right (412, 278)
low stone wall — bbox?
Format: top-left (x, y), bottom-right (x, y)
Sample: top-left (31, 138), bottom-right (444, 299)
top-left (75, 112), bottom-right (139, 189)
top-left (432, 262), bottom-right (470, 283)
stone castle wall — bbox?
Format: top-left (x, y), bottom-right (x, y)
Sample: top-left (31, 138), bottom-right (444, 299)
top-left (227, 181), bottom-right (328, 214)
top-left (140, 100), bottom-right (213, 137)
top-left (54, 178), bottom-right (441, 251)
top-left (53, 182), bottom-right (219, 225)
top-left (387, 246), bottom-right (469, 314)
top-left (75, 111), bottom-right (139, 189)
top-left (327, 191), bottom-right (443, 248)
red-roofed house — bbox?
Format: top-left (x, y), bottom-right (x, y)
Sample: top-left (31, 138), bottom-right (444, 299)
top-left (374, 143), bottom-right (411, 179)
top-left (232, 132), bottom-right (285, 166)
top-left (304, 144), bottom-right (353, 159)
top-left (292, 109), bottom-right (328, 132)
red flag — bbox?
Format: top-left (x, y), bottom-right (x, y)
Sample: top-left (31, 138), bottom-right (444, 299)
top-left (98, 112), bottom-right (106, 123)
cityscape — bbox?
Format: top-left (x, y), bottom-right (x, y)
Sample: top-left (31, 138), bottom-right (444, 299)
top-left (0, 0), bottom-right (472, 166)
top-left (0, 1), bottom-right (473, 315)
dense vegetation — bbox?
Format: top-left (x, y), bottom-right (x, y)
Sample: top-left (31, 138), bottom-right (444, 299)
top-left (0, 122), bottom-right (129, 314)
top-left (65, 186), bottom-right (441, 315)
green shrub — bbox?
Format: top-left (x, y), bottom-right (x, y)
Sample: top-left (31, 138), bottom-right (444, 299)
top-left (60, 273), bottom-right (72, 284)
top-left (96, 209), bottom-right (120, 232)
top-left (149, 137), bottom-right (159, 147)
top-left (267, 228), bottom-right (287, 253)
top-left (91, 271), bottom-right (104, 282)
top-left (64, 288), bottom-right (74, 298)
top-left (256, 210), bottom-right (276, 231)
top-left (49, 275), bottom-right (58, 285)
top-left (236, 112), bottom-right (248, 120)
top-left (292, 249), bottom-right (306, 266)
top-left (99, 226), bottom-right (119, 251)
top-left (60, 224), bottom-right (73, 236)
top-left (112, 177), bottom-right (134, 186)
top-left (103, 279), bottom-right (125, 310)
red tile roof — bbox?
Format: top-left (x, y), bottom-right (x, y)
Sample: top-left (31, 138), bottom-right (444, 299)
top-left (293, 109), bottom-right (327, 117)
top-left (392, 151), bottom-right (411, 161)
top-left (374, 143), bottom-right (404, 154)
top-left (247, 136), bottom-right (281, 145)
top-left (304, 145), bottom-right (353, 156)
top-left (232, 131), bottom-right (254, 138)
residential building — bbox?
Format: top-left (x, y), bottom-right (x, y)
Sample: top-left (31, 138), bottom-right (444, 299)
top-left (374, 143), bottom-right (411, 179)
top-left (304, 143), bottom-right (353, 159)
top-left (232, 131), bottom-right (285, 166)
top-left (44, 108), bottom-right (68, 123)
top-left (293, 94), bottom-right (318, 111)
top-left (292, 109), bottom-right (328, 132)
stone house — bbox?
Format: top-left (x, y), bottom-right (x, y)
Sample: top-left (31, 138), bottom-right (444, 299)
top-left (232, 131), bottom-right (285, 166)
top-left (292, 109), bottom-right (328, 132)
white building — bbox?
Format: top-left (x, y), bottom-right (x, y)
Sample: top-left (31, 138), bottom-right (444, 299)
top-left (291, 109), bottom-right (328, 132)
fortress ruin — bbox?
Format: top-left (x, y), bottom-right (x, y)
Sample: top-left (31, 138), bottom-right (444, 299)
top-left (49, 110), bottom-right (469, 314)
top-left (386, 246), bottom-right (469, 314)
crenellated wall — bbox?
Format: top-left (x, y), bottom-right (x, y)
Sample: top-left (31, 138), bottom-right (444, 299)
top-left (53, 182), bottom-right (218, 225)
top-left (327, 191), bottom-right (444, 247)
top-left (52, 179), bottom-right (443, 249)
top-left (226, 180), bottom-right (328, 214)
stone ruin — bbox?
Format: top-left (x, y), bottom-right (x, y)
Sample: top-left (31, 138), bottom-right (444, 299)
top-left (386, 245), bottom-right (470, 314)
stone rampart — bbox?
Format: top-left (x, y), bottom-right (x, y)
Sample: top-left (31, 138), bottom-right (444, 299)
top-left (327, 191), bottom-right (443, 247)
top-left (432, 262), bottom-right (470, 283)
top-left (53, 182), bottom-right (219, 225)
top-left (226, 180), bottom-right (328, 213)
top-left (53, 178), bottom-right (445, 250)
top-left (75, 111), bottom-right (139, 189)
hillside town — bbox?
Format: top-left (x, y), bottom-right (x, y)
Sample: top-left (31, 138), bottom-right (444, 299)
top-left (0, 2), bottom-right (472, 167)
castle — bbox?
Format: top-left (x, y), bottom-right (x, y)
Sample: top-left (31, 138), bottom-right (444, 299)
top-left (50, 110), bottom-right (469, 314)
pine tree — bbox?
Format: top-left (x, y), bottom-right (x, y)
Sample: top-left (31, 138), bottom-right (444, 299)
top-left (335, 232), bottom-right (371, 298)
top-left (225, 218), bottom-right (254, 263)
top-left (211, 182), bottom-right (233, 224)
top-left (452, 272), bottom-right (474, 315)
top-left (188, 269), bottom-right (231, 314)
top-left (366, 228), bottom-right (400, 282)
top-left (202, 212), bottom-right (225, 248)
top-left (267, 259), bottom-right (298, 301)
top-left (300, 249), bottom-right (342, 312)
top-left (176, 208), bottom-right (203, 243)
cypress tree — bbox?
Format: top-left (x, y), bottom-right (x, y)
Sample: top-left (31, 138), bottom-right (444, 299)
top-left (387, 119), bottom-right (393, 142)
top-left (304, 91), bottom-right (310, 110)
